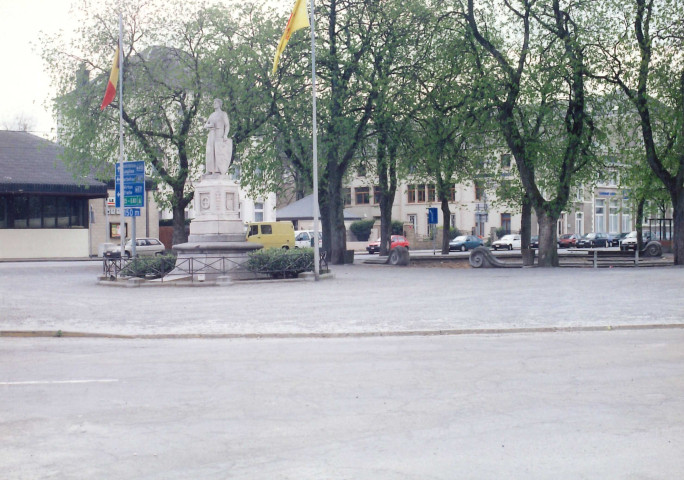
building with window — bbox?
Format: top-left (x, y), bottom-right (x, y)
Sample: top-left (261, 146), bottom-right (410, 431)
top-left (0, 131), bottom-right (109, 259)
top-left (0, 131), bottom-right (163, 259)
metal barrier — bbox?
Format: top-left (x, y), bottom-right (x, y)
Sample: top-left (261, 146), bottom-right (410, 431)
top-left (103, 251), bottom-right (325, 283)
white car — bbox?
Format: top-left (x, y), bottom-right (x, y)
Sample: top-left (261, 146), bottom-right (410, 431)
top-left (294, 230), bottom-right (322, 248)
top-left (619, 230), bottom-right (653, 251)
top-left (105, 238), bottom-right (166, 258)
top-left (492, 234), bottom-right (521, 250)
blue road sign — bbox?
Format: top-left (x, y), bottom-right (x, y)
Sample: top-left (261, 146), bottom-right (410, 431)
top-left (124, 208), bottom-right (141, 217)
top-left (115, 161), bottom-right (145, 208)
top-left (428, 207), bottom-right (438, 224)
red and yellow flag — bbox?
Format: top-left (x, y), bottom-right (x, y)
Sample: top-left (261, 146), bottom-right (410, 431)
top-left (272, 0), bottom-right (310, 75)
top-left (100, 47), bottom-right (120, 110)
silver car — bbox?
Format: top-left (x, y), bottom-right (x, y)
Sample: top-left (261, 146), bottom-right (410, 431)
top-left (105, 238), bottom-right (166, 258)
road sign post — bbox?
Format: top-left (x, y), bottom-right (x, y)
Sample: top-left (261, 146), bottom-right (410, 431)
top-left (115, 161), bottom-right (145, 257)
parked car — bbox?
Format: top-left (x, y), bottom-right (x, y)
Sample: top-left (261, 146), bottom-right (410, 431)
top-left (366, 235), bottom-right (410, 254)
top-left (492, 234), bottom-right (521, 250)
top-left (576, 232), bottom-right (610, 248)
top-left (294, 230), bottom-right (322, 248)
top-left (449, 235), bottom-right (483, 252)
top-left (612, 232), bottom-right (629, 247)
top-left (558, 233), bottom-right (580, 248)
top-left (530, 235), bottom-right (539, 249)
top-left (620, 230), bottom-right (654, 251)
top-left (104, 237), bottom-right (166, 258)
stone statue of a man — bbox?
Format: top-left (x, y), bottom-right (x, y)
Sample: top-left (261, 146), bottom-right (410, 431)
top-left (204, 98), bottom-right (232, 175)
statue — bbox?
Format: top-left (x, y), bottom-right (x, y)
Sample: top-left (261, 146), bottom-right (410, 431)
top-left (204, 98), bottom-right (232, 175)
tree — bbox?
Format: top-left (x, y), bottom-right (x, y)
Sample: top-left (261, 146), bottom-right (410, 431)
top-left (463, 0), bottom-right (601, 267)
top-left (588, 0), bottom-right (684, 264)
top-left (41, 0), bottom-right (281, 246)
top-left (2, 113), bottom-right (36, 132)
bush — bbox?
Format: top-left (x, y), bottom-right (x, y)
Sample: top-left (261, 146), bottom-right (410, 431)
top-left (495, 227), bottom-right (508, 239)
top-left (120, 254), bottom-right (177, 279)
top-left (448, 227), bottom-right (462, 240)
top-left (246, 248), bottom-right (315, 278)
top-left (391, 220), bottom-right (404, 235)
top-left (349, 219), bottom-right (375, 241)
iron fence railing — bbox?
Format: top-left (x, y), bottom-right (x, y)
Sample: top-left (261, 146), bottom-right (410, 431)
top-left (102, 251), bottom-right (327, 283)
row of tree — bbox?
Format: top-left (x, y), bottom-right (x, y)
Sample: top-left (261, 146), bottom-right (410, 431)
top-left (42, 0), bottom-right (684, 266)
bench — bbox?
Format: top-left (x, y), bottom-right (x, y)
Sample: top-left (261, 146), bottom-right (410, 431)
top-left (586, 249), bottom-right (640, 268)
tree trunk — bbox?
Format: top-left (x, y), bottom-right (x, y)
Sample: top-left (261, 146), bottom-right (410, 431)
top-left (171, 203), bottom-right (187, 246)
top-left (520, 194), bottom-right (534, 266)
top-left (440, 197), bottom-right (451, 254)
top-left (537, 211), bottom-right (559, 267)
top-left (325, 170), bottom-right (348, 264)
top-left (635, 197), bottom-right (645, 251)
top-left (671, 188), bottom-right (684, 265)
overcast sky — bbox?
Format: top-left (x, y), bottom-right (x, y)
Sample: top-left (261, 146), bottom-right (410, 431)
top-left (0, 0), bottom-right (83, 138)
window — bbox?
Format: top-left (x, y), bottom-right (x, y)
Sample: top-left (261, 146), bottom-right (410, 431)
top-left (575, 186), bottom-right (584, 202)
top-left (407, 185), bottom-right (416, 203)
top-left (408, 214), bottom-right (417, 231)
top-left (595, 199), bottom-right (605, 232)
top-left (355, 187), bottom-right (370, 204)
top-left (501, 213), bottom-right (511, 234)
top-left (373, 186), bottom-right (381, 205)
top-left (450, 214), bottom-right (456, 228)
top-left (427, 184), bottom-right (436, 202)
top-left (28, 196), bottom-right (42, 228)
top-left (501, 154), bottom-right (512, 168)
top-left (254, 202), bottom-right (264, 222)
top-left (249, 225), bottom-right (259, 236)
top-left (0, 197), bottom-right (6, 228)
top-left (261, 224), bottom-right (272, 234)
top-left (474, 181), bottom-right (485, 201)
top-left (575, 212), bottom-right (584, 235)
top-left (343, 188), bottom-right (351, 206)
top-left (110, 222), bottom-right (129, 239)
top-left (609, 200), bottom-right (619, 233)
top-left (417, 184), bottom-right (426, 203)
top-left (449, 184), bottom-right (456, 202)
top-left (357, 163), bottom-right (367, 177)
top-left (622, 211), bottom-right (631, 232)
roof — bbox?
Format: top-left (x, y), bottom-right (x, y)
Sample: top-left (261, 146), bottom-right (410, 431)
top-left (0, 131), bottom-right (107, 197)
top-left (276, 194), bottom-right (362, 221)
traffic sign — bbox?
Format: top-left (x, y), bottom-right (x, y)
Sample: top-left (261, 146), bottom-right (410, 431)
top-left (115, 161), bottom-right (145, 208)
top-left (124, 208), bottom-right (141, 217)
top-left (427, 207), bottom-right (438, 224)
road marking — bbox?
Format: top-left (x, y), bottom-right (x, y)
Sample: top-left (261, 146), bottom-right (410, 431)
top-left (0, 379), bottom-right (119, 386)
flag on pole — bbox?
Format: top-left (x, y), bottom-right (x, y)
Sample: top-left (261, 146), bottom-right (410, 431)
top-left (100, 47), bottom-right (120, 110)
top-left (272, 0), bottom-right (310, 75)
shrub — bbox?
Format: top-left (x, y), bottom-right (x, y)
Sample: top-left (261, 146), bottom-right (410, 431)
top-left (246, 248), bottom-right (315, 278)
top-left (349, 219), bottom-right (375, 241)
top-left (391, 220), bottom-right (404, 235)
top-left (120, 254), bottom-right (177, 279)
top-left (448, 227), bottom-right (462, 240)
top-left (495, 227), bottom-right (508, 239)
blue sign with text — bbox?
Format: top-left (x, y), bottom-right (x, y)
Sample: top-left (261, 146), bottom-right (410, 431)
top-left (115, 161), bottom-right (145, 208)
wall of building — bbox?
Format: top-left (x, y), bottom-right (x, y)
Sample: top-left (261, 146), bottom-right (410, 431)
top-left (89, 190), bottom-right (160, 256)
top-left (0, 229), bottom-right (90, 259)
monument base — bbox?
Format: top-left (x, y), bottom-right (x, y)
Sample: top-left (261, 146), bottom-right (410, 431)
top-left (170, 173), bottom-right (263, 282)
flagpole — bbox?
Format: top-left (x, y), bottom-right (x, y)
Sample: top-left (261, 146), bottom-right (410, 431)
top-left (309, 0), bottom-right (320, 280)
top-left (118, 12), bottom-right (127, 259)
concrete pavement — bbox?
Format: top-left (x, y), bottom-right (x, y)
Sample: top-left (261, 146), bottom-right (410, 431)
top-left (0, 258), bottom-right (683, 337)
top-left (1, 259), bottom-right (683, 479)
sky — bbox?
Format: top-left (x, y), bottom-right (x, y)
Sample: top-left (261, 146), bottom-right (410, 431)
top-left (0, 0), bottom-right (82, 138)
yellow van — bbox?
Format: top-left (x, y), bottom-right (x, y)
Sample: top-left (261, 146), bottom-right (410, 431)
top-left (246, 221), bottom-right (295, 249)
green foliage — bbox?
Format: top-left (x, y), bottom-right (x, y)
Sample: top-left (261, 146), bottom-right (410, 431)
top-left (495, 227), bottom-right (508, 239)
top-left (120, 255), bottom-right (177, 279)
top-left (391, 221), bottom-right (404, 235)
top-left (246, 248), bottom-right (315, 278)
top-left (448, 227), bottom-right (462, 240)
top-left (349, 219), bottom-right (376, 241)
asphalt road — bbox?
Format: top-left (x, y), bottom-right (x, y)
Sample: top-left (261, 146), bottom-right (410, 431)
top-left (1, 260), bottom-right (683, 479)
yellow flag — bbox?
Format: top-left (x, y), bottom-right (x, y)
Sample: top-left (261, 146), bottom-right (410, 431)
top-left (272, 0), bottom-right (310, 75)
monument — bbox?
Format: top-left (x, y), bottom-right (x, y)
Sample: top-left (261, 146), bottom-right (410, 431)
top-left (171, 99), bottom-right (261, 283)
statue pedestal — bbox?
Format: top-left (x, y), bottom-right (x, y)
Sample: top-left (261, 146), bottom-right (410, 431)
top-left (172, 174), bottom-right (261, 282)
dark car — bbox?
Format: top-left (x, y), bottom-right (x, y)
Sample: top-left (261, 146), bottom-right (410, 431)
top-left (576, 232), bottom-right (610, 248)
top-left (612, 232), bottom-right (629, 247)
top-left (449, 235), bottom-right (484, 252)
top-left (530, 235), bottom-right (539, 248)
top-left (558, 233), bottom-right (580, 248)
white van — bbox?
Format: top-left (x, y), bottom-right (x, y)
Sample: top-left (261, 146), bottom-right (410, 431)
top-left (246, 222), bottom-right (295, 249)
top-left (294, 230), bottom-right (322, 248)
